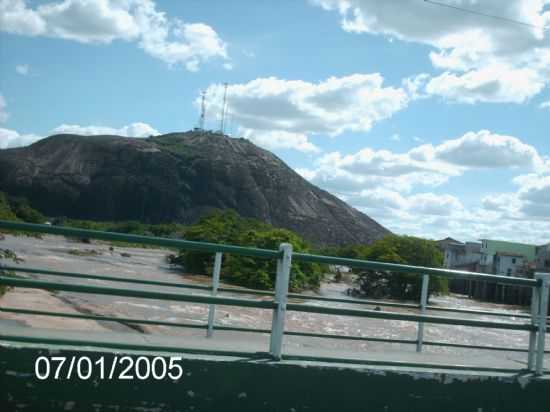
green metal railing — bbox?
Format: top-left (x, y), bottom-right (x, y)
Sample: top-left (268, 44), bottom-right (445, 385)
top-left (0, 220), bottom-right (548, 375)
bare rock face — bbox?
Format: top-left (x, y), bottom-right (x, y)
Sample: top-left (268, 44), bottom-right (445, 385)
top-left (0, 131), bottom-right (390, 246)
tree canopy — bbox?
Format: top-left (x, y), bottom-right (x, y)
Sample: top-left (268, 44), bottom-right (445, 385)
top-left (335, 235), bottom-right (448, 299)
top-left (172, 210), bottom-right (324, 291)
top-left (0, 192), bottom-right (46, 223)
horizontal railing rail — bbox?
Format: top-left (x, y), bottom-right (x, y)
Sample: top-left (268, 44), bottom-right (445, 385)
top-left (293, 253), bottom-right (539, 287)
top-left (6, 264), bottom-right (549, 323)
top-left (0, 265), bottom-right (275, 297)
top-left (0, 220), bottom-right (536, 287)
top-left (0, 220), bottom-right (280, 259)
top-left (0, 276), bottom-right (276, 310)
top-left (0, 275), bottom-right (532, 331)
top-left (2, 306), bottom-right (547, 355)
top-left (0, 220), bottom-right (549, 375)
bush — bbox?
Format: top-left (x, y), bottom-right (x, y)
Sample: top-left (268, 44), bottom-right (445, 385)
top-left (8, 197), bottom-right (46, 223)
top-left (0, 192), bottom-right (46, 224)
top-left (338, 235), bottom-right (448, 300)
top-left (0, 193), bottom-right (18, 221)
top-left (0, 248), bottom-right (22, 297)
top-left (174, 210), bottom-right (324, 291)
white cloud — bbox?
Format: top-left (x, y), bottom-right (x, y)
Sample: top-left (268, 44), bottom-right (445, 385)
top-left (347, 189), bottom-right (464, 217)
top-left (300, 130), bottom-right (543, 197)
top-left (0, 0), bottom-right (228, 71)
top-left (514, 173), bottom-right (550, 219)
top-left (240, 129), bottom-right (320, 153)
top-left (15, 64), bottom-right (30, 75)
top-left (0, 0), bottom-right (46, 35)
top-left (52, 122), bottom-right (159, 137)
top-left (312, 0), bottom-right (550, 103)
top-left (0, 127), bottom-right (42, 149)
top-left (202, 74), bottom-right (409, 152)
top-left (540, 100), bottom-right (550, 109)
top-left (0, 121), bottom-right (160, 149)
top-left (387, 208), bottom-right (550, 245)
top-left (297, 129), bottom-right (549, 243)
top-left (402, 73), bottom-right (430, 100)
top-left (0, 0), bottom-right (140, 42)
top-left (347, 183), bottom-right (550, 244)
top-left (411, 130), bottom-right (544, 169)
top-left (425, 64), bottom-right (547, 104)
top-left (476, 170), bottom-right (550, 231)
top-left (136, 12), bottom-right (227, 70)
top-left (0, 94), bottom-right (8, 123)
top-left (320, 147), bottom-right (458, 178)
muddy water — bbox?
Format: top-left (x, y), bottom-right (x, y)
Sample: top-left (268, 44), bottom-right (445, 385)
top-left (1, 234), bottom-right (548, 366)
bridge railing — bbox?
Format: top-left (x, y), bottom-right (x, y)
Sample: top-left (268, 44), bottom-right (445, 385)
top-left (0, 220), bottom-right (548, 375)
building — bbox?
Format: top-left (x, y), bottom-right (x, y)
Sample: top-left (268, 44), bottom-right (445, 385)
top-left (438, 238), bottom-right (481, 270)
top-left (479, 239), bottom-right (536, 276)
top-left (536, 243), bottom-right (550, 272)
top-left (438, 238), bottom-right (536, 304)
top-left (492, 252), bottom-right (528, 277)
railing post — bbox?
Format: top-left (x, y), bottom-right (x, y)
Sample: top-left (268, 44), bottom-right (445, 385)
top-left (527, 284), bottom-right (540, 371)
top-left (416, 274), bottom-right (429, 353)
top-left (206, 252), bottom-right (223, 338)
top-left (535, 273), bottom-right (550, 376)
top-left (269, 243), bottom-right (292, 360)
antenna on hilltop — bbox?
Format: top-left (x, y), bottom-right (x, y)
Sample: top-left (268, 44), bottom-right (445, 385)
top-left (198, 90), bottom-right (207, 130)
top-left (226, 112), bottom-right (232, 137)
top-left (220, 82), bottom-right (228, 134)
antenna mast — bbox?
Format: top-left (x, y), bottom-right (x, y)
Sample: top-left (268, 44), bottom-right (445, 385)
top-left (226, 112), bottom-right (232, 137)
top-left (220, 82), bottom-right (228, 134)
top-left (199, 90), bottom-right (206, 130)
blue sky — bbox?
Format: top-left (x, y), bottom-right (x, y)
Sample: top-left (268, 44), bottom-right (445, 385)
top-left (1, 0), bottom-right (549, 244)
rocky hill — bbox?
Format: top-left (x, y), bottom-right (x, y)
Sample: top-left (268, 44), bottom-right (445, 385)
top-left (0, 131), bottom-right (390, 246)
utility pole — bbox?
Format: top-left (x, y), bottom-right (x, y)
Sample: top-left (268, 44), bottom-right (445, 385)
top-left (220, 82), bottom-right (228, 134)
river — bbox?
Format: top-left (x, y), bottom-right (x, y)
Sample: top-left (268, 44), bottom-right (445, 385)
top-left (1, 233), bottom-right (548, 370)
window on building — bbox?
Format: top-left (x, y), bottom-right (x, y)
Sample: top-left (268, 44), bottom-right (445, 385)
top-left (507, 269), bottom-right (512, 276)
top-left (546, 259), bottom-right (550, 267)
top-left (512, 258), bottom-right (516, 264)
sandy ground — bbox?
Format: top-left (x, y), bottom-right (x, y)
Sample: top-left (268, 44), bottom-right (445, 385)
top-left (0, 233), bottom-right (548, 369)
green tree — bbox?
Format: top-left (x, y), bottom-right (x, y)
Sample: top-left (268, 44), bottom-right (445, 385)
top-left (8, 196), bottom-right (46, 223)
top-left (175, 210), bottom-right (324, 291)
top-left (0, 192), bottom-right (18, 221)
top-left (338, 235), bottom-right (447, 300)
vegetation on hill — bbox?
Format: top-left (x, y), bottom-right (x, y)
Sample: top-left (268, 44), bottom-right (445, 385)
top-left (170, 210), bottom-right (324, 291)
top-left (8, 196), bottom-right (46, 223)
top-left (0, 191), bottom-right (46, 231)
top-left (0, 192), bottom-right (18, 221)
top-left (333, 235), bottom-right (448, 299)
